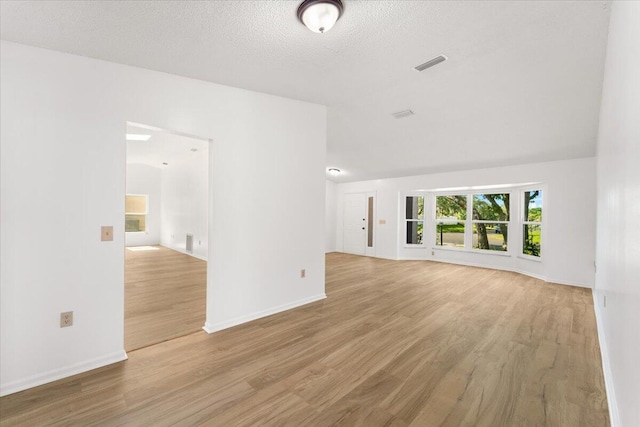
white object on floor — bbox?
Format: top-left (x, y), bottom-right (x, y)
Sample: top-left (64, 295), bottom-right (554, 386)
top-left (126, 246), bottom-right (160, 251)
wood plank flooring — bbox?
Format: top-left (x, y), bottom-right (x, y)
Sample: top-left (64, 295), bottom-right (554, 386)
top-left (0, 253), bottom-right (609, 426)
top-left (125, 246), bottom-right (206, 351)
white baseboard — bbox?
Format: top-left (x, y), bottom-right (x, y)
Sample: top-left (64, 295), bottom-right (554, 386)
top-left (592, 290), bottom-right (620, 427)
top-left (544, 276), bottom-right (592, 289)
top-left (159, 243), bottom-right (208, 261)
top-left (0, 349), bottom-right (128, 397)
top-left (189, 253), bottom-right (208, 262)
top-left (372, 255), bottom-right (400, 261)
top-left (203, 293), bottom-right (327, 333)
top-left (396, 255), bottom-right (592, 289)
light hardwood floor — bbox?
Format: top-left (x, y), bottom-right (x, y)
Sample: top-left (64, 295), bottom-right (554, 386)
top-left (0, 253), bottom-right (609, 426)
top-left (125, 246), bottom-right (206, 351)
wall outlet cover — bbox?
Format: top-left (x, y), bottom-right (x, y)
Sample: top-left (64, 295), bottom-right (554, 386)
top-left (60, 311), bottom-right (73, 327)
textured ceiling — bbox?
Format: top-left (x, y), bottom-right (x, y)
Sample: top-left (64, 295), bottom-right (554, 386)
top-left (1, 1), bottom-right (611, 182)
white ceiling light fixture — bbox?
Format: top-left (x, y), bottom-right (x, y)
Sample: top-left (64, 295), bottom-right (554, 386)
top-left (297, 0), bottom-right (344, 34)
top-left (126, 134), bottom-right (152, 141)
top-left (328, 168), bottom-right (341, 176)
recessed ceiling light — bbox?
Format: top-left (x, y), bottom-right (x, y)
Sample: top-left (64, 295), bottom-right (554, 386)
top-left (297, 0), bottom-right (344, 34)
top-left (190, 148), bottom-right (198, 152)
top-left (414, 55), bottom-right (448, 72)
top-left (162, 162), bottom-right (168, 166)
top-left (126, 134), bottom-right (152, 141)
top-left (328, 168), bottom-right (341, 176)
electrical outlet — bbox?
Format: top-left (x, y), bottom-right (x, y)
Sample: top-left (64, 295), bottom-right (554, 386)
top-left (431, 251), bottom-right (435, 256)
top-left (300, 269), bottom-right (306, 278)
top-left (60, 311), bottom-right (73, 328)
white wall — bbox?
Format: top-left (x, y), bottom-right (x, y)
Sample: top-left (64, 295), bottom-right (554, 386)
top-left (0, 41), bottom-right (327, 396)
top-left (325, 180), bottom-right (337, 252)
top-left (125, 163), bottom-right (162, 247)
top-left (335, 157), bottom-right (596, 287)
top-left (594, 2), bottom-right (640, 426)
top-left (160, 147), bottom-right (209, 260)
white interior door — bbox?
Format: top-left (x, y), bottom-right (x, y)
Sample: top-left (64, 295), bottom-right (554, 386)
top-left (343, 193), bottom-right (367, 255)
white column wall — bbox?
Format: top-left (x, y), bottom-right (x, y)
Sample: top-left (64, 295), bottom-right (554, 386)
top-left (0, 41), bottom-right (327, 395)
top-left (594, 2), bottom-right (640, 425)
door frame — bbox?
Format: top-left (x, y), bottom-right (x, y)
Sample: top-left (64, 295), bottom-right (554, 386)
top-left (124, 121), bottom-right (212, 349)
top-left (342, 191), bottom-right (376, 257)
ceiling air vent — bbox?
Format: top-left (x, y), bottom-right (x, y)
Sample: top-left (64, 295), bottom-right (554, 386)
top-left (414, 54), bottom-right (448, 72)
top-left (392, 109), bottom-right (415, 119)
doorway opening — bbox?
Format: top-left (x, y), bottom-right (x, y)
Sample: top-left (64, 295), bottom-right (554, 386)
top-left (124, 122), bottom-right (210, 351)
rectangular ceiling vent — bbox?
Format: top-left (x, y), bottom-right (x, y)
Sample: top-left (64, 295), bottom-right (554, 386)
top-left (414, 54), bottom-right (448, 72)
top-left (392, 109), bottom-right (415, 119)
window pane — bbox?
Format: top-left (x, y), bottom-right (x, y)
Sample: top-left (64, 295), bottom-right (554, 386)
top-left (436, 195), bottom-right (467, 220)
top-left (473, 223), bottom-right (508, 251)
top-left (435, 222), bottom-right (465, 248)
top-left (367, 197), bottom-right (374, 247)
top-left (125, 194), bottom-right (147, 214)
top-left (523, 224), bottom-right (541, 257)
top-left (406, 196), bottom-right (424, 220)
top-left (125, 214), bottom-right (146, 232)
top-left (473, 194), bottom-right (509, 221)
top-left (524, 190), bottom-right (542, 222)
top-left (406, 221), bottom-right (423, 245)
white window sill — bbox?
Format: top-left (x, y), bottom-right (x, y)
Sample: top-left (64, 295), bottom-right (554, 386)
top-left (517, 255), bottom-right (542, 263)
top-left (432, 246), bottom-right (512, 257)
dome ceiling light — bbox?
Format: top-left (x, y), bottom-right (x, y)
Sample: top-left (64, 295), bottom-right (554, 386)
top-left (328, 168), bottom-right (341, 176)
top-left (297, 0), bottom-right (344, 34)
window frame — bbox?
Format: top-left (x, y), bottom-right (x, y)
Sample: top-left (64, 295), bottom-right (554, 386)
top-left (434, 193), bottom-right (468, 250)
top-left (404, 194), bottom-right (426, 247)
top-left (470, 192), bottom-right (511, 254)
top-left (125, 193), bottom-right (148, 233)
top-left (520, 188), bottom-right (543, 260)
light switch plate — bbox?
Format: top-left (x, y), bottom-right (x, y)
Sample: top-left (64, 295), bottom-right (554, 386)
top-left (379, 219), bottom-right (386, 225)
top-left (101, 226), bottom-right (113, 241)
